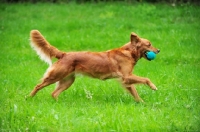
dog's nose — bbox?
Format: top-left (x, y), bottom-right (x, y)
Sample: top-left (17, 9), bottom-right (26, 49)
top-left (157, 49), bottom-right (160, 53)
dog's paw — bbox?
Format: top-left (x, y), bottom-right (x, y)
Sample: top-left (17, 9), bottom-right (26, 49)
top-left (150, 84), bottom-right (158, 90)
top-left (25, 94), bottom-right (33, 100)
top-left (135, 98), bottom-right (144, 103)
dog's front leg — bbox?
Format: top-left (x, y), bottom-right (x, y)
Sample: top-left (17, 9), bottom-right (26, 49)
top-left (123, 74), bottom-right (157, 90)
top-left (125, 85), bottom-right (144, 102)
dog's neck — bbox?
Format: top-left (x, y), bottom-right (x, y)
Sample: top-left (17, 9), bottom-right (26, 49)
top-left (121, 42), bottom-right (142, 63)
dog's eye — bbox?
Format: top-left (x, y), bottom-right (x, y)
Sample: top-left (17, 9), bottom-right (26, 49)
top-left (148, 43), bottom-right (151, 47)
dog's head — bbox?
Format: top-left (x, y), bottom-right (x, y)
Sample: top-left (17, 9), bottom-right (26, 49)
top-left (130, 32), bottom-right (160, 61)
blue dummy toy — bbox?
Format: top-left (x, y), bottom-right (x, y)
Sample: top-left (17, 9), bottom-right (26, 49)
top-left (146, 51), bottom-right (156, 60)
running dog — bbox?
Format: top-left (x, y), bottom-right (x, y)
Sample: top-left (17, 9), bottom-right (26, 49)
top-left (29, 30), bottom-right (160, 102)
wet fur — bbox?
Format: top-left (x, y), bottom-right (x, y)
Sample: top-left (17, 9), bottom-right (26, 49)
top-left (29, 30), bottom-right (160, 102)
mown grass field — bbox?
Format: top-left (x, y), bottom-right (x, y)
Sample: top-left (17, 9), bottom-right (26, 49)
top-left (0, 2), bottom-right (200, 131)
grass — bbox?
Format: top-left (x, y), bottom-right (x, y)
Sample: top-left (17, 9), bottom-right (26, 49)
top-left (0, 2), bottom-right (200, 131)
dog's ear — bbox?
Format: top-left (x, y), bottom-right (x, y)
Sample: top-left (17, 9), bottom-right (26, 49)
top-left (130, 32), bottom-right (139, 44)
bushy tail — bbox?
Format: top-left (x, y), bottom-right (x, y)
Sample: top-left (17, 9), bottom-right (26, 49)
top-left (30, 30), bottom-right (64, 65)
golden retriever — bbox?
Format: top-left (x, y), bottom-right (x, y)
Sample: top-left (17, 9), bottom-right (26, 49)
top-left (29, 30), bottom-right (160, 102)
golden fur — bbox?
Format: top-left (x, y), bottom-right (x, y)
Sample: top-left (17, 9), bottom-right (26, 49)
top-left (29, 30), bottom-right (160, 102)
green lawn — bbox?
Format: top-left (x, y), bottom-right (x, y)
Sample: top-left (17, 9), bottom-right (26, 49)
top-left (0, 2), bottom-right (200, 131)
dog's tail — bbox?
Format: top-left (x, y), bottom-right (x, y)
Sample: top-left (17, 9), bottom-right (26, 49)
top-left (30, 30), bottom-right (64, 65)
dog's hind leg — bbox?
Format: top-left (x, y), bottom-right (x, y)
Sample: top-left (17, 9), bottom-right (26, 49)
top-left (30, 76), bottom-right (59, 97)
top-left (51, 74), bottom-right (75, 100)
top-left (30, 63), bottom-right (73, 97)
